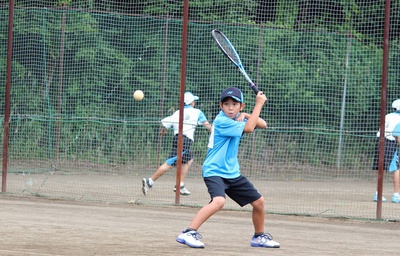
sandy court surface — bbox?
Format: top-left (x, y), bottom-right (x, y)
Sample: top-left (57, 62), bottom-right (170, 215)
top-left (5, 171), bottom-right (400, 220)
top-left (0, 195), bottom-right (399, 256)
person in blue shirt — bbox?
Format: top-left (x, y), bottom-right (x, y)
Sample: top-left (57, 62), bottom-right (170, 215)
top-left (176, 87), bottom-right (280, 249)
top-left (142, 92), bottom-right (212, 196)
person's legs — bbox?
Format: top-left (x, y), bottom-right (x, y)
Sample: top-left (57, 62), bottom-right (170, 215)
top-left (249, 196), bottom-right (280, 248)
top-left (176, 197), bottom-right (225, 248)
top-left (394, 170), bottom-right (399, 193)
top-left (142, 162), bottom-right (171, 195)
top-left (373, 139), bottom-right (396, 202)
top-left (177, 136), bottom-right (194, 192)
top-left (189, 196), bottom-right (225, 229)
top-left (392, 170), bottom-right (400, 203)
top-left (174, 159), bottom-right (194, 195)
top-left (180, 159), bottom-right (193, 183)
top-left (250, 196), bottom-right (265, 233)
top-left (151, 162), bottom-right (172, 182)
top-left (176, 177), bottom-right (227, 248)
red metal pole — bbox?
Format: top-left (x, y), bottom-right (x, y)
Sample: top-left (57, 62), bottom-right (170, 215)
top-left (2, 0), bottom-right (15, 192)
top-left (175, 0), bottom-right (189, 205)
top-left (376, 0), bottom-right (391, 220)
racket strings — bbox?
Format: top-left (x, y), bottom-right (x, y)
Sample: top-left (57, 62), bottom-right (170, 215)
top-left (213, 33), bottom-right (241, 65)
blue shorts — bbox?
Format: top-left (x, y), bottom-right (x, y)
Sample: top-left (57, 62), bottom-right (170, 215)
top-left (203, 175), bottom-right (262, 207)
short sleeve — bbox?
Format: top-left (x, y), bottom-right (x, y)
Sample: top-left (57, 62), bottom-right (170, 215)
top-left (214, 115), bottom-right (245, 138)
top-left (197, 110), bottom-right (208, 124)
top-left (392, 123), bottom-right (400, 137)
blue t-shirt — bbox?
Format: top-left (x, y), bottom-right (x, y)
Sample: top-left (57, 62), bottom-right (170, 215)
top-left (202, 110), bottom-right (246, 178)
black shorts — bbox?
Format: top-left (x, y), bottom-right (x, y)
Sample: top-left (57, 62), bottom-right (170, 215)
top-left (203, 175), bottom-right (262, 207)
top-left (372, 138), bottom-right (398, 172)
top-left (167, 135), bottom-right (193, 166)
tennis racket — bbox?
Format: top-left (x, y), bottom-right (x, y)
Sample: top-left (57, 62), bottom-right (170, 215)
top-left (211, 29), bottom-right (259, 95)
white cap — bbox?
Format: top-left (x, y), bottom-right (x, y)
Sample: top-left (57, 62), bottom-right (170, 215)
top-left (184, 92), bottom-right (199, 105)
top-left (393, 99), bottom-right (400, 110)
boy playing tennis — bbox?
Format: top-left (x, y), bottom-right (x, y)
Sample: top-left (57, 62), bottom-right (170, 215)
top-left (176, 87), bottom-right (280, 249)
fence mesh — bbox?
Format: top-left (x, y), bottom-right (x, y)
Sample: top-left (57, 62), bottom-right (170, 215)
top-left (1, 1), bottom-right (400, 220)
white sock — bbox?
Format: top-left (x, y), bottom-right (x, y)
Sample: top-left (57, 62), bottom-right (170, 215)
top-left (148, 178), bottom-right (154, 186)
top-left (180, 182), bottom-right (184, 187)
top-left (394, 193), bottom-right (400, 197)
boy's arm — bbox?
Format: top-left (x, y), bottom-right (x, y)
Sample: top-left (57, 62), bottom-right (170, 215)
top-left (238, 113), bottom-right (266, 129)
top-left (255, 117), bottom-right (267, 129)
top-left (202, 121), bottom-right (212, 132)
top-left (243, 91), bottom-right (267, 133)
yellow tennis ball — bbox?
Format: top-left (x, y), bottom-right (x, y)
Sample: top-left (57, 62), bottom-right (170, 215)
top-left (133, 90), bottom-right (144, 101)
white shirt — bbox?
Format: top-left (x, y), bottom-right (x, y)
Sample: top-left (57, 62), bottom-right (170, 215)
top-left (376, 112), bottom-right (400, 141)
top-left (161, 105), bottom-right (208, 141)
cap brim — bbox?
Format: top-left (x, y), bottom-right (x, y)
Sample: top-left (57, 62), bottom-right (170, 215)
top-left (220, 95), bottom-right (242, 102)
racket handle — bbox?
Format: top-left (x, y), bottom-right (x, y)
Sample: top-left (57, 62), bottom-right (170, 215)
top-left (250, 84), bottom-right (260, 95)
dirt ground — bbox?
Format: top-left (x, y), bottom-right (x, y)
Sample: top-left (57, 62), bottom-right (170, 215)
top-left (5, 171), bottom-right (400, 220)
top-left (0, 195), bottom-right (399, 256)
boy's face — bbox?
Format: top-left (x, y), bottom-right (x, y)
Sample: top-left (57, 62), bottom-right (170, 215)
top-left (219, 98), bottom-right (245, 119)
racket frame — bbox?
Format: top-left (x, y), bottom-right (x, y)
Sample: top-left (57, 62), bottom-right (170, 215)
top-left (211, 29), bottom-right (259, 94)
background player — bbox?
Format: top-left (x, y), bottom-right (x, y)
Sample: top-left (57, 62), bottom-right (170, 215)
top-left (142, 92), bottom-right (212, 196)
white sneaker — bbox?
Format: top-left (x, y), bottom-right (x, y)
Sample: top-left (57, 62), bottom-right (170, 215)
top-left (176, 230), bottom-right (205, 248)
top-left (173, 185), bottom-right (191, 195)
top-left (250, 233), bottom-right (280, 248)
top-left (142, 178), bottom-right (151, 195)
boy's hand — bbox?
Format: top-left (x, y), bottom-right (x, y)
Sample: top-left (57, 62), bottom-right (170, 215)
top-left (255, 91), bottom-right (267, 106)
top-left (235, 113), bottom-right (247, 122)
top-left (159, 127), bottom-right (167, 136)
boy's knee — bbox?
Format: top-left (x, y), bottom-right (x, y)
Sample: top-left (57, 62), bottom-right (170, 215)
top-left (252, 196), bottom-right (265, 210)
top-left (211, 196), bottom-right (226, 209)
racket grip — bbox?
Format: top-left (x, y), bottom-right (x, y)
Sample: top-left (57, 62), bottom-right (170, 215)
top-left (250, 84), bottom-right (260, 95)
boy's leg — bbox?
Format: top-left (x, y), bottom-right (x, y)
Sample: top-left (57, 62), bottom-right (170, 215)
top-left (173, 160), bottom-right (193, 195)
top-left (174, 159), bottom-right (193, 195)
top-left (174, 148), bottom-right (194, 195)
top-left (180, 137), bottom-right (194, 183)
top-left (250, 196), bottom-right (265, 233)
top-left (394, 170), bottom-right (399, 193)
top-left (250, 196), bottom-right (280, 248)
top-left (142, 162), bottom-right (171, 195)
top-left (176, 197), bottom-right (225, 248)
top-left (189, 196), bottom-right (225, 229)
top-left (150, 162), bottom-right (172, 182)
top-left (180, 159), bottom-right (193, 183)
top-left (176, 177), bottom-right (226, 248)
top-left (392, 170), bottom-right (400, 203)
